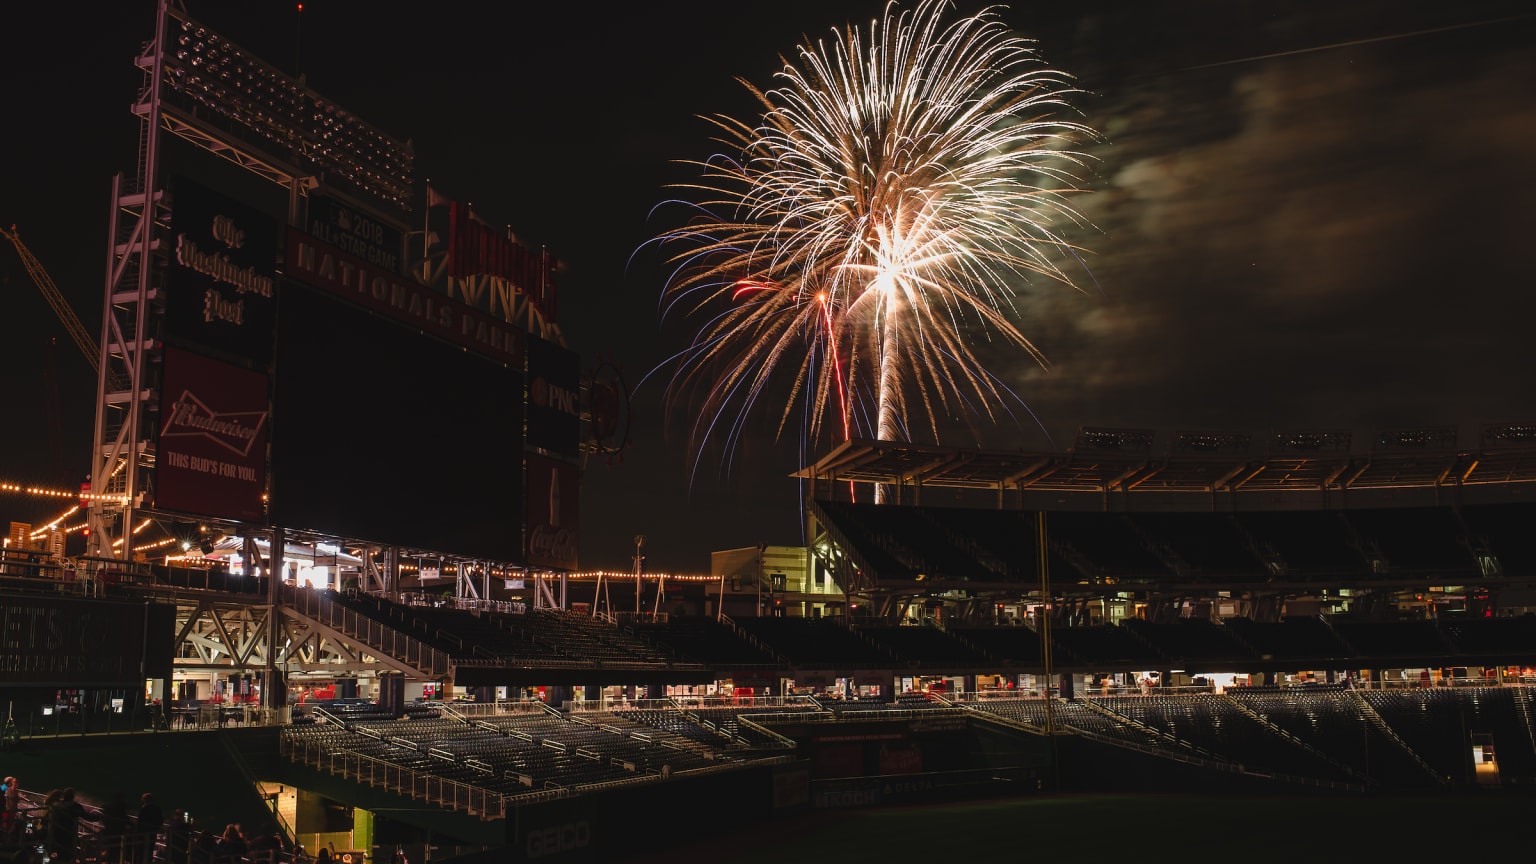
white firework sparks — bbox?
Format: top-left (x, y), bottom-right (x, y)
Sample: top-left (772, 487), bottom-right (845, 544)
top-left (655, 0), bottom-right (1100, 484)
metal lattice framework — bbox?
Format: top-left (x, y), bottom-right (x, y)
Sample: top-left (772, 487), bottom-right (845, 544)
top-left (795, 425), bottom-right (1536, 507)
top-left (87, 1), bottom-right (416, 559)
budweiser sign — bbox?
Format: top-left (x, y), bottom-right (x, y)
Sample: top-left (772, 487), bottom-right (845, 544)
top-left (161, 391), bottom-right (268, 457)
top-left (155, 346), bottom-right (270, 522)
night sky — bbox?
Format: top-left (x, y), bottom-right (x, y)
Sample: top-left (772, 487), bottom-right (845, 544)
top-left (3, 1), bottom-right (1533, 571)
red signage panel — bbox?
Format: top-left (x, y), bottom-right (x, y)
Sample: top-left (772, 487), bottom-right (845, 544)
top-left (526, 454), bottom-right (580, 571)
top-left (285, 227), bottom-right (523, 367)
top-left (155, 346), bottom-right (270, 522)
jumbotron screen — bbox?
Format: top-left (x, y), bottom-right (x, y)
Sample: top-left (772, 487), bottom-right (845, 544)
top-left (270, 283), bottom-right (524, 560)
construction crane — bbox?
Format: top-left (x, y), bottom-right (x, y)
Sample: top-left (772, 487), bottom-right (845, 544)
top-left (3, 224), bottom-right (99, 373)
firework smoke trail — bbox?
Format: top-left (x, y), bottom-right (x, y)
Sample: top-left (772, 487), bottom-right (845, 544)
top-left (655, 0), bottom-right (1099, 496)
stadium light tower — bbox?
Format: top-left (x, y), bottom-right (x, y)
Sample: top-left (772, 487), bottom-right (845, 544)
top-left (633, 534), bottom-right (646, 616)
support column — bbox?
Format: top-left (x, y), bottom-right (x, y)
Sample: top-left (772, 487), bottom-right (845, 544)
top-left (378, 674), bottom-right (406, 715)
top-left (264, 524), bottom-right (285, 711)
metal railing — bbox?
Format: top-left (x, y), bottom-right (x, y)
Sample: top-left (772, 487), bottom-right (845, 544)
top-left (280, 736), bottom-right (552, 818)
top-left (286, 589), bottom-right (450, 677)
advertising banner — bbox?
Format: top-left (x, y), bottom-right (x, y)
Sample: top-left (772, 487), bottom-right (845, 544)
top-left (164, 177), bottom-right (279, 367)
top-left (526, 335), bottom-right (582, 458)
top-left (155, 345), bottom-right (270, 522)
top-left (525, 454), bottom-right (579, 571)
top-left (271, 284), bottom-right (523, 561)
top-left (286, 227), bottom-right (523, 367)
top-left (447, 199), bottom-right (556, 324)
top-left (0, 595), bottom-right (151, 686)
top-left (307, 191), bottom-right (404, 275)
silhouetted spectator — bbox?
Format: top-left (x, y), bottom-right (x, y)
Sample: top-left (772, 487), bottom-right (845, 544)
top-left (163, 810), bottom-right (192, 864)
top-left (246, 822), bottom-right (281, 864)
top-left (215, 824), bottom-right (246, 864)
top-left (189, 830), bottom-right (219, 864)
top-left (1, 776), bottom-right (18, 842)
top-left (100, 792), bottom-right (133, 863)
top-left (48, 787), bottom-right (92, 864)
top-left (136, 793), bottom-right (164, 864)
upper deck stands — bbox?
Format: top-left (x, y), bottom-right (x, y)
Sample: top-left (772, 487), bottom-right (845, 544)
top-left (732, 616), bottom-right (893, 669)
top-left (1342, 507), bottom-right (1477, 574)
top-left (855, 624), bottom-right (994, 668)
top-left (1048, 625), bottom-right (1164, 668)
top-left (1120, 618), bottom-right (1254, 665)
top-left (1234, 510), bottom-right (1365, 576)
top-left (1220, 615), bottom-right (1354, 664)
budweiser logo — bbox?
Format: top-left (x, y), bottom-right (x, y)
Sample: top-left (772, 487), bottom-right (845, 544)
top-left (161, 391), bottom-right (267, 456)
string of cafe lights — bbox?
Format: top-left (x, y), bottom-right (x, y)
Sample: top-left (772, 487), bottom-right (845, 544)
top-left (8, 498), bottom-right (717, 581)
top-left (28, 504), bottom-right (81, 540)
top-left (134, 536), bottom-right (180, 554)
top-left (100, 518), bottom-right (156, 550)
top-left (1, 479), bottom-right (129, 503)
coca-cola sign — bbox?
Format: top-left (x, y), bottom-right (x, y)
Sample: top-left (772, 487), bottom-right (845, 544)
top-left (528, 524), bottom-right (578, 568)
top-left (526, 454), bottom-right (579, 570)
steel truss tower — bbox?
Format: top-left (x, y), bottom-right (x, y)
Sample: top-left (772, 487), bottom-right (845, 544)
top-left (84, 0), bottom-right (417, 707)
top-left (88, 0), bottom-right (414, 558)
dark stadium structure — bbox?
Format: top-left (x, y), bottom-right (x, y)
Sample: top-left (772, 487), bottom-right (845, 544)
top-left (7, 1), bottom-right (1536, 861)
top-left (8, 428), bottom-right (1536, 861)
top-left (797, 428), bottom-right (1536, 622)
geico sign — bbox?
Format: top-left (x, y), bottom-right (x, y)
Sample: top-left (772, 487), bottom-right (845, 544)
top-left (527, 821), bottom-right (590, 859)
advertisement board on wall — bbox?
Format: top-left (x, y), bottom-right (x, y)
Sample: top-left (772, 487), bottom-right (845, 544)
top-left (525, 454), bottom-right (579, 572)
top-left (0, 595), bottom-right (156, 686)
top-left (164, 177), bottom-right (280, 367)
top-left (307, 191), bottom-right (404, 275)
top-left (155, 345), bottom-right (270, 523)
top-left (285, 226), bottom-right (523, 367)
top-left (271, 283), bottom-right (524, 561)
top-left (526, 335), bottom-right (582, 459)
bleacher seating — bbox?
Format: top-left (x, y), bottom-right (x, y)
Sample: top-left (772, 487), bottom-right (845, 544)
top-left (1048, 624), bottom-right (1163, 668)
top-left (919, 508), bottom-right (1047, 580)
top-left (1330, 619), bottom-right (1455, 664)
top-left (304, 590), bottom-right (689, 673)
top-left (1357, 688), bottom-right (1472, 781)
top-left (732, 616), bottom-right (893, 668)
top-left (1438, 615), bottom-right (1536, 662)
top-left (1235, 510), bottom-right (1365, 576)
top-left (631, 617), bottom-right (780, 667)
top-left (950, 625), bottom-right (1045, 665)
top-left (1223, 687), bottom-right (1435, 788)
top-left (1120, 512), bottom-right (1269, 579)
top-left (1089, 693), bottom-right (1354, 782)
top-left (850, 505), bottom-right (996, 582)
top-left (856, 624), bottom-right (993, 668)
top-left (285, 702), bottom-right (758, 798)
top-left (1046, 512), bottom-right (1172, 582)
top-left (811, 500), bottom-right (922, 579)
top-left (1121, 618), bottom-right (1254, 665)
top-left (1220, 615), bottom-right (1353, 664)
top-left (1462, 502), bottom-right (1536, 577)
top-left (1342, 507), bottom-right (1476, 574)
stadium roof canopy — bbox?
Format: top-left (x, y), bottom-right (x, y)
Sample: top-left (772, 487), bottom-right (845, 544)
top-left (792, 424), bottom-right (1536, 504)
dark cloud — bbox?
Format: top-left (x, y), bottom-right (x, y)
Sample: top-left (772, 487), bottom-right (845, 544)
top-left (1008, 4), bottom-right (1536, 442)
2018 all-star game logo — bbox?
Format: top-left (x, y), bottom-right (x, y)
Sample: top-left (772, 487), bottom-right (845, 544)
top-left (161, 390), bottom-right (268, 457)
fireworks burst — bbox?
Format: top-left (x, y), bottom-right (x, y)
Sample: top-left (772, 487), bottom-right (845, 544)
top-left (654, 0), bottom-right (1100, 484)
